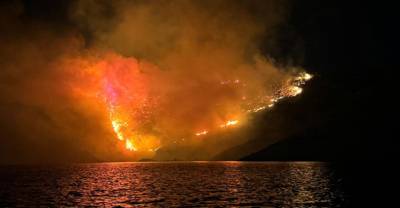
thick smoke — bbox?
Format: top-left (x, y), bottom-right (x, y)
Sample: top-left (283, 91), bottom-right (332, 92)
top-left (0, 1), bottom-right (128, 163)
top-left (0, 0), bottom-right (303, 163)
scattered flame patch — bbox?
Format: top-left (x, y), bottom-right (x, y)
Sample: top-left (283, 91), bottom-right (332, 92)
top-left (195, 130), bottom-right (209, 136)
top-left (220, 120), bottom-right (239, 128)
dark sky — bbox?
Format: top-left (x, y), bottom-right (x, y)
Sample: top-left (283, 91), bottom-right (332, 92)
top-left (0, 0), bottom-right (394, 164)
top-left (255, 1), bottom-right (396, 161)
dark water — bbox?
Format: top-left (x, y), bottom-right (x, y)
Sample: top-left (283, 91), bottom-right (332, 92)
top-left (0, 162), bottom-right (347, 207)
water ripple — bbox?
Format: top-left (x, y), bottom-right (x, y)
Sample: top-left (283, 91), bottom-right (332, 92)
top-left (0, 162), bottom-right (346, 207)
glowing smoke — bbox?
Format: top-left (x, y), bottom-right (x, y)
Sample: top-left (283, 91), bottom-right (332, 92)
top-left (0, 0), bottom-right (311, 162)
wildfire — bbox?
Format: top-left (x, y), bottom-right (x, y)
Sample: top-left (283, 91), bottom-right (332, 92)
top-left (297, 72), bottom-right (313, 81)
top-left (288, 86), bottom-right (303, 96)
top-left (220, 120), bottom-right (239, 128)
top-left (247, 72), bottom-right (313, 113)
top-left (87, 55), bottom-right (313, 153)
top-left (251, 106), bottom-right (267, 113)
top-left (105, 70), bottom-right (312, 151)
top-left (195, 130), bottom-right (209, 136)
top-left (111, 120), bottom-right (125, 141)
top-left (111, 117), bottom-right (138, 151)
top-left (284, 72), bottom-right (312, 97)
top-left (125, 139), bottom-right (137, 151)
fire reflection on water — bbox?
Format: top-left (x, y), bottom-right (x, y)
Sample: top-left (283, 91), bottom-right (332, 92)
top-left (0, 162), bottom-right (346, 207)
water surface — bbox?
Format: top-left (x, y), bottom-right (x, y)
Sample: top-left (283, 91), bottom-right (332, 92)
top-left (0, 162), bottom-right (347, 207)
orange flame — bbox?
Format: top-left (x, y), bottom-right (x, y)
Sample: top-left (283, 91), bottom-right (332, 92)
top-left (220, 120), bottom-right (239, 128)
top-left (195, 130), bottom-right (208, 136)
top-left (125, 139), bottom-right (137, 151)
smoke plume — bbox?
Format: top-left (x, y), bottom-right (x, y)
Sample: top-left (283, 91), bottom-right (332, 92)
top-left (0, 0), bottom-right (309, 163)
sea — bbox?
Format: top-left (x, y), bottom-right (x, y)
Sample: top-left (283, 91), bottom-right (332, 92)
top-left (0, 162), bottom-right (348, 207)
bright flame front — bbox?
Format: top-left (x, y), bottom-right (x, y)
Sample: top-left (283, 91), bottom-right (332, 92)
top-left (125, 139), bottom-right (137, 151)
